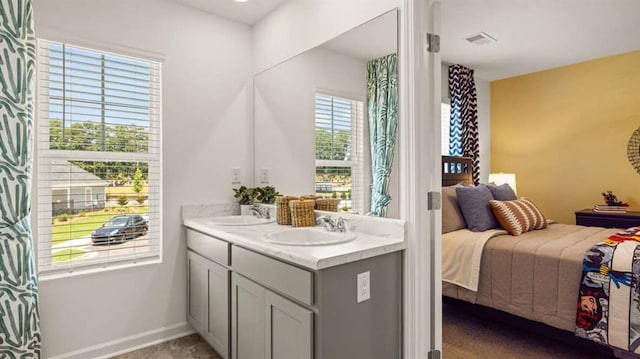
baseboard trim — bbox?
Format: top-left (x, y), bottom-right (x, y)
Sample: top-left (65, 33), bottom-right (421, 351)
top-left (47, 322), bottom-right (195, 359)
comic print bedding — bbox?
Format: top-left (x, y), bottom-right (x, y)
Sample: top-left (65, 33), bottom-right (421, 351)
top-left (576, 227), bottom-right (640, 352)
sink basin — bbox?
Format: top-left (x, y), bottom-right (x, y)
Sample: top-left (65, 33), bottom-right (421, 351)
top-left (265, 228), bottom-right (356, 246)
top-left (207, 216), bottom-right (275, 226)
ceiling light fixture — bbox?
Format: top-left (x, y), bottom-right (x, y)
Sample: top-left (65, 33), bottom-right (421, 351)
top-left (465, 32), bottom-right (497, 46)
top-left (234, 0), bottom-right (248, 3)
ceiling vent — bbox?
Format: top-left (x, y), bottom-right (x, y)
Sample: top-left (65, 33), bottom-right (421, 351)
top-left (465, 32), bottom-right (497, 45)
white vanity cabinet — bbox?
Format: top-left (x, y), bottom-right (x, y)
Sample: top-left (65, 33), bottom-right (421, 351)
top-left (186, 230), bottom-right (231, 359)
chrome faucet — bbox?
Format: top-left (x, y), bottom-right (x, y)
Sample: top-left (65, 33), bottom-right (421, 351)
top-left (318, 215), bottom-right (348, 233)
top-left (250, 204), bottom-right (270, 219)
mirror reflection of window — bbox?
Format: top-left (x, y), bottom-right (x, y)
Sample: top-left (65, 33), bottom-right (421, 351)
top-left (314, 93), bottom-right (364, 213)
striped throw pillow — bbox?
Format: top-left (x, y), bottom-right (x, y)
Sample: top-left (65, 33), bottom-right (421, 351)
top-left (489, 198), bottom-right (547, 236)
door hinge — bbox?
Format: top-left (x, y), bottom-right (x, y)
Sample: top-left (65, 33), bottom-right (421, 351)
top-left (427, 33), bottom-right (440, 53)
top-left (428, 349), bottom-right (442, 359)
top-left (427, 191), bottom-right (441, 211)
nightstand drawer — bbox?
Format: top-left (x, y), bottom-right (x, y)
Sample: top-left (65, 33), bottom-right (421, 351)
top-left (575, 209), bottom-right (640, 229)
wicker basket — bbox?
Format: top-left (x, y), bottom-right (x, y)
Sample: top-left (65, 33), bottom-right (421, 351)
top-left (276, 196), bottom-right (298, 225)
top-left (316, 198), bottom-right (341, 212)
top-left (289, 200), bottom-right (316, 227)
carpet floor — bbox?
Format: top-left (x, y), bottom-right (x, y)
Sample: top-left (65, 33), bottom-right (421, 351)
top-left (110, 334), bottom-right (221, 359)
top-left (114, 303), bottom-right (615, 359)
top-left (443, 301), bottom-right (613, 358)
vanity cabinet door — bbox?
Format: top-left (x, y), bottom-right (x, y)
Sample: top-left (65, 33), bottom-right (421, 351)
top-left (187, 251), bottom-right (208, 333)
top-left (232, 273), bottom-right (265, 359)
top-left (187, 250), bottom-right (230, 359)
top-left (265, 290), bottom-right (313, 359)
top-left (231, 272), bottom-right (313, 359)
top-left (205, 260), bottom-right (230, 359)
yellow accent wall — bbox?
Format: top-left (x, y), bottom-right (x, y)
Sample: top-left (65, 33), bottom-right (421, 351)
top-left (491, 51), bottom-right (640, 224)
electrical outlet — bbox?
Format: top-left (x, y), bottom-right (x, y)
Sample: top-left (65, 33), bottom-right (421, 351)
top-left (231, 168), bottom-right (241, 184)
top-left (357, 271), bottom-right (370, 303)
top-left (260, 168), bottom-right (270, 183)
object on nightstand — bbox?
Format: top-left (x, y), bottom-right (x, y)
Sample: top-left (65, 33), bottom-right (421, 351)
top-left (594, 205), bottom-right (628, 213)
top-left (601, 190), bottom-right (629, 206)
top-left (596, 191), bottom-right (630, 213)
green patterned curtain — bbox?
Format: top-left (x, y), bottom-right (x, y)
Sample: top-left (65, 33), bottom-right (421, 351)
top-left (0, 0), bottom-right (41, 357)
top-left (367, 54), bottom-right (398, 217)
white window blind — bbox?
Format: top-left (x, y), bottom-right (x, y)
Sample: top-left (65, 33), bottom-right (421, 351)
top-left (315, 93), bottom-right (364, 213)
top-left (37, 39), bottom-right (162, 275)
top-left (441, 102), bottom-right (451, 156)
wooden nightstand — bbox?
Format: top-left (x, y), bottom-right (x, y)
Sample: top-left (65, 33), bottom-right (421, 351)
top-left (575, 209), bottom-right (640, 229)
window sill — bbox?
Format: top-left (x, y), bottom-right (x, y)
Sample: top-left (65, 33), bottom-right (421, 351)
top-left (38, 255), bottom-right (162, 281)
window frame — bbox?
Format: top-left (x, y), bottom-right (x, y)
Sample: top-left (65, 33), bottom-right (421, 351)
top-left (35, 38), bottom-right (163, 277)
top-left (314, 91), bottom-right (365, 214)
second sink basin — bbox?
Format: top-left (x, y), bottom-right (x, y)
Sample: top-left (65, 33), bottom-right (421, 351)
top-left (207, 216), bottom-right (275, 226)
top-left (265, 227), bottom-right (356, 246)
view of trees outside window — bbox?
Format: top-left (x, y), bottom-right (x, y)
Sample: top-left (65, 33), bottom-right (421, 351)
top-left (315, 94), bottom-right (361, 212)
top-left (39, 40), bottom-right (160, 267)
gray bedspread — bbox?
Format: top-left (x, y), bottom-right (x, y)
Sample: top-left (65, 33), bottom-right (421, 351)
top-left (443, 223), bottom-right (619, 331)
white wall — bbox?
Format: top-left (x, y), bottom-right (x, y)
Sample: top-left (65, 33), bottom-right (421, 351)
top-left (34, 0), bottom-right (252, 357)
top-left (252, 0), bottom-right (400, 74)
top-left (441, 63), bottom-right (491, 183)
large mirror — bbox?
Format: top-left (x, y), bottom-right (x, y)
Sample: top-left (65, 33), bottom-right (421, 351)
top-left (253, 9), bottom-right (399, 217)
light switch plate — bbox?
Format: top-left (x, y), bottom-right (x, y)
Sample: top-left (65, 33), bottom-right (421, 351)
top-left (231, 168), bottom-right (241, 184)
top-left (357, 271), bottom-right (370, 303)
top-left (260, 168), bottom-right (270, 183)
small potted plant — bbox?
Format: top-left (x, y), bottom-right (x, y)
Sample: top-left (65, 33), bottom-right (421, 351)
top-left (256, 186), bottom-right (280, 204)
top-left (233, 186), bottom-right (259, 215)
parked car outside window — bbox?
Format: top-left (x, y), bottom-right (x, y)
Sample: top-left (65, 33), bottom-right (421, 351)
top-left (91, 215), bottom-right (149, 244)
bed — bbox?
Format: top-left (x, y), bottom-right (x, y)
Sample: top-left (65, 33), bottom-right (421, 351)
top-left (440, 156), bottom-right (634, 357)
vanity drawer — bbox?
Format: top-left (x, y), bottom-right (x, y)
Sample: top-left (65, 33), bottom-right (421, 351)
top-left (232, 246), bottom-right (313, 306)
top-left (187, 229), bottom-right (230, 266)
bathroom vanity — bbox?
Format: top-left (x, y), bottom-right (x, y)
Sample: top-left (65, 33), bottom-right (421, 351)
top-left (183, 213), bottom-right (405, 359)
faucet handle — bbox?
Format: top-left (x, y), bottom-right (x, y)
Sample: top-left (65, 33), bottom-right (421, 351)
top-left (336, 216), bottom-right (348, 232)
top-left (250, 204), bottom-right (270, 219)
top-left (317, 215), bottom-right (332, 222)
top-left (317, 215), bottom-right (337, 231)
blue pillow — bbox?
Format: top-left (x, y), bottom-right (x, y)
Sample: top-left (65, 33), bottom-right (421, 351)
top-left (455, 185), bottom-right (499, 232)
top-left (487, 183), bottom-right (517, 201)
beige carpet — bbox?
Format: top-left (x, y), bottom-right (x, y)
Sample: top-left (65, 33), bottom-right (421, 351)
top-left (111, 334), bottom-right (221, 359)
top-left (443, 301), bottom-right (613, 358)
top-left (116, 304), bottom-right (613, 359)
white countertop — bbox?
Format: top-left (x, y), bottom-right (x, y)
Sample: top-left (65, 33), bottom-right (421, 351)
top-left (183, 213), bottom-right (406, 270)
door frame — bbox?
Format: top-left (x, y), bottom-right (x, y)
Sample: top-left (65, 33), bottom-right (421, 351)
top-left (399, 0), bottom-right (442, 357)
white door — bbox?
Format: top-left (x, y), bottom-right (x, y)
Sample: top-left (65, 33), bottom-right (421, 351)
top-left (399, 0), bottom-right (442, 357)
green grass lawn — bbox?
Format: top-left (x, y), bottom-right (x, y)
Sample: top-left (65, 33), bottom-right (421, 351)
top-left (51, 248), bottom-right (87, 263)
top-left (53, 206), bottom-right (148, 245)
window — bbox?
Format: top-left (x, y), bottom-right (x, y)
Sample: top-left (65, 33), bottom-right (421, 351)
top-left (84, 188), bottom-right (92, 206)
top-left (441, 102), bottom-right (451, 156)
top-left (315, 93), bottom-right (364, 213)
top-left (37, 39), bottom-right (161, 275)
